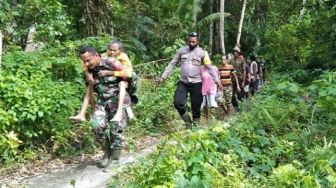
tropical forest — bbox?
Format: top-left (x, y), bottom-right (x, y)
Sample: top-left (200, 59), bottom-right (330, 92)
top-left (0, 0), bottom-right (335, 187)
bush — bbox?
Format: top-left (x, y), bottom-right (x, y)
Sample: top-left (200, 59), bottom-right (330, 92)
top-left (109, 72), bottom-right (336, 187)
top-left (0, 50), bottom-right (89, 163)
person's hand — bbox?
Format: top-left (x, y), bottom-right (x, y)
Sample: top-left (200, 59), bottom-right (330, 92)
top-left (237, 87), bottom-right (241, 92)
top-left (98, 70), bottom-right (113, 77)
top-left (86, 73), bottom-right (94, 84)
top-left (156, 77), bottom-right (165, 85)
top-left (216, 81), bottom-right (223, 90)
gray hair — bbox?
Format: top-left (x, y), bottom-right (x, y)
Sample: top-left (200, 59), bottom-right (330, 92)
top-left (108, 40), bottom-right (124, 51)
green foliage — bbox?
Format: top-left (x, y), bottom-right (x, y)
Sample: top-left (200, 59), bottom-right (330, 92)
top-left (0, 48), bottom-right (91, 163)
top-left (1, 0), bottom-right (70, 46)
top-left (110, 71), bottom-right (336, 187)
top-left (21, 0), bottom-right (70, 41)
top-left (262, 0), bottom-right (336, 71)
top-left (127, 71), bottom-right (181, 136)
top-left (196, 12), bottom-right (231, 30)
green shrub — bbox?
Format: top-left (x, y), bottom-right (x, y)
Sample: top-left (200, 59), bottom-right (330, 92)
top-left (0, 50), bottom-right (89, 163)
top-left (109, 72), bottom-right (336, 187)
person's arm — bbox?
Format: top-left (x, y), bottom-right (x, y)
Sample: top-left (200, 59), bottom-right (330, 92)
top-left (252, 62), bottom-right (257, 81)
top-left (242, 62), bottom-right (247, 86)
top-left (161, 50), bottom-right (181, 80)
top-left (232, 72), bottom-right (241, 92)
top-left (84, 71), bottom-right (94, 84)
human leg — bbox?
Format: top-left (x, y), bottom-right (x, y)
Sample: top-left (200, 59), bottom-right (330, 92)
top-left (109, 109), bottom-right (128, 162)
top-left (224, 87), bottom-right (233, 116)
top-left (70, 84), bottom-right (94, 123)
top-left (204, 106), bottom-right (209, 121)
top-left (174, 82), bottom-right (192, 128)
top-left (112, 81), bottom-right (128, 122)
top-left (231, 82), bottom-right (240, 112)
top-left (90, 102), bottom-right (111, 168)
top-left (189, 82), bottom-right (203, 126)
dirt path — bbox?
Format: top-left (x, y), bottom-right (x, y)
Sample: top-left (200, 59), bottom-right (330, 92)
top-left (1, 136), bottom-right (161, 188)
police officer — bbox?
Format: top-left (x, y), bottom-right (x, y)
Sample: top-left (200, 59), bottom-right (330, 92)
top-left (158, 32), bottom-right (222, 128)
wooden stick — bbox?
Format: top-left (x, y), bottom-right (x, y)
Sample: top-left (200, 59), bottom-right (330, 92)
top-left (134, 57), bottom-right (172, 68)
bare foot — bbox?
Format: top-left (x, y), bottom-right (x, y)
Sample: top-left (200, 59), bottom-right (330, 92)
top-left (69, 115), bottom-right (86, 123)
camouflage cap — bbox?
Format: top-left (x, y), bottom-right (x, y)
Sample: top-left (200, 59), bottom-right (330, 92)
top-left (233, 46), bottom-right (241, 53)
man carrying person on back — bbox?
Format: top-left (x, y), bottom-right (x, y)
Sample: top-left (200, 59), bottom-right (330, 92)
top-left (79, 46), bottom-right (131, 168)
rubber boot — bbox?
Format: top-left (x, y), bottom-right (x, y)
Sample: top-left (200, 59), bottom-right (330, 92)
top-left (102, 149), bottom-right (122, 172)
top-left (97, 143), bottom-right (111, 168)
top-left (181, 113), bottom-right (192, 129)
top-left (110, 149), bottom-right (121, 162)
top-left (193, 118), bottom-right (200, 127)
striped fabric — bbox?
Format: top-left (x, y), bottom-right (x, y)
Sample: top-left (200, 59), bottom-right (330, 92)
top-left (218, 64), bottom-right (235, 86)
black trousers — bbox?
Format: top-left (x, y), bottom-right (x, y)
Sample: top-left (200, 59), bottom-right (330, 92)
top-left (174, 81), bottom-right (203, 119)
top-left (231, 81), bottom-right (243, 111)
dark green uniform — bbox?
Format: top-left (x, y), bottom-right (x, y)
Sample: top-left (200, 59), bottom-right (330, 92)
top-left (90, 60), bottom-right (131, 150)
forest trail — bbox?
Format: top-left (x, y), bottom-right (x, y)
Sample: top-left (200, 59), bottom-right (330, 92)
top-left (2, 136), bottom-right (160, 188)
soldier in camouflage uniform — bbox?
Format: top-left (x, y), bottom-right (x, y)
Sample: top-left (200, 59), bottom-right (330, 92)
top-left (229, 47), bottom-right (247, 112)
top-left (79, 46), bottom-right (131, 168)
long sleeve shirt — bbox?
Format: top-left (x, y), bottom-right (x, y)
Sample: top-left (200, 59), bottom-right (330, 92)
top-left (101, 52), bottom-right (133, 78)
top-left (83, 52), bottom-right (133, 78)
top-left (161, 45), bottom-right (219, 83)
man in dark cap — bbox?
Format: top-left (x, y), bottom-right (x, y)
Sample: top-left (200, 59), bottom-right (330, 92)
top-left (158, 32), bottom-right (222, 129)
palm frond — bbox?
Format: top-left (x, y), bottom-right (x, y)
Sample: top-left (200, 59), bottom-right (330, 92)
top-left (176, 0), bottom-right (191, 13)
top-left (196, 12), bottom-right (231, 29)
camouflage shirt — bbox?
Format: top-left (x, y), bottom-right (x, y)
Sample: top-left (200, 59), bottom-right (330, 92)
top-left (229, 57), bottom-right (245, 81)
top-left (90, 59), bottom-right (131, 106)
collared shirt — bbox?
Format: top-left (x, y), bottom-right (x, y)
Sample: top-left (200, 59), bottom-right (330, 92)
top-left (161, 45), bottom-right (219, 83)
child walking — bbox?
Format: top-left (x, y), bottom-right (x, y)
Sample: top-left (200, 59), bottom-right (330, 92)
top-left (201, 65), bottom-right (219, 122)
top-left (217, 55), bottom-right (240, 116)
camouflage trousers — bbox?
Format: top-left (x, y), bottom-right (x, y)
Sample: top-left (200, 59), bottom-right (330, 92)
top-left (218, 86), bottom-right (233, 108)
top-left (91, 99), bottom-right (127, 150)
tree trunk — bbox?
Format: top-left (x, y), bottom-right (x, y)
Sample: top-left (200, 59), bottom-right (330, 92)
top-left (220, 0), bottom-right (226, 55)
top-left (236, 0), bottom-right (247, 46)
top-left (299, 0), bottom-right (307, 20)
top-left (192, 0), bottom-right (198, 29)
top-left (209, 0), bottom-right (214, 55)
top-left (25, 26), bottom-right (36, 52)
top-left (84, 0), bottom-right (111, 36)
top-left (0, 31), bottom-right (3, 69)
